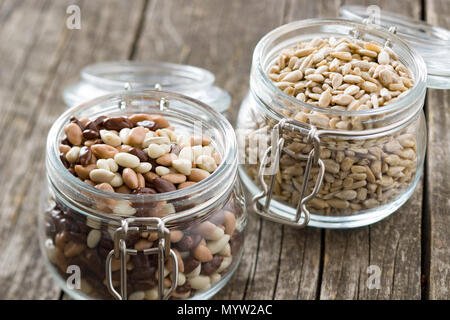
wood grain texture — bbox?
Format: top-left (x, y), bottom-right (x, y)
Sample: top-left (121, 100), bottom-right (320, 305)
top-left (0, 0), bottom-right (145, 299)
top-left (316, 0), bottom-right (424, 300)
top-left (425, 0), bottom-right (450, 300)
top-left (0, 0), bottom-right (447, 300)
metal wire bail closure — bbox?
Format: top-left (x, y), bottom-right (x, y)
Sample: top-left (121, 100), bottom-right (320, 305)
top-left (105, 217), bottom-right (178, 300)
top-left (251, 119), bottom-right (325, 228)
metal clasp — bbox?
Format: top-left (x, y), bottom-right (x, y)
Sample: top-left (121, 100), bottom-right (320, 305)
top-left (105, 217), bottom-right (178, 300)
top-left (251, 119), bottom-right (325, 228)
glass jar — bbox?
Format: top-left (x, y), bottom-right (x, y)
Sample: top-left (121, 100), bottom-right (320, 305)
top-left (236, 19), bottom-right (428, 228)
top-left (40, 90), bottom-right (246, 300)
top-left (63, 61), bottom-right (232, 116)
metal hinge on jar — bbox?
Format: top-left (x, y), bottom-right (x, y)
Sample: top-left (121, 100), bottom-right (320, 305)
top-left (105, 217), bottom-right (178, 300)
top-left (251, 119), bottom-right (325, 228)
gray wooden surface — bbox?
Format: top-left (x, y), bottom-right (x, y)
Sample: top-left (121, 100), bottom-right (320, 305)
top-left (0, 0), bottom-right (448, 300)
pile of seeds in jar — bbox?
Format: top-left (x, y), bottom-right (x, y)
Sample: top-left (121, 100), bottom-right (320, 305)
top-left (45, 113), bottom-right (242, 299)
top-left (246, 36), bottom-right (419, 214)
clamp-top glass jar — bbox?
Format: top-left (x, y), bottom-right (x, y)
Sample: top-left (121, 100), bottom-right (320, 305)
top-left (40, 90), bottom-right (246, 299)
top-left (237, 19), bottom-right (428, 228)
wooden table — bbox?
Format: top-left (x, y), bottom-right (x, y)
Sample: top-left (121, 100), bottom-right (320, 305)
top-left (0, 0), bottom-right (448, 300)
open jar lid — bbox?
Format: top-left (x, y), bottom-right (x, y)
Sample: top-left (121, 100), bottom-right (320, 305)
top-left (63, 61), bottom-right (232, 113)
top-left (340, 5), bottom-right (450, 89)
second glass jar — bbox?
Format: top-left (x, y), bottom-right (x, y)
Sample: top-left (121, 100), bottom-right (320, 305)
top-left (237, 19), bottom-right (427, 228)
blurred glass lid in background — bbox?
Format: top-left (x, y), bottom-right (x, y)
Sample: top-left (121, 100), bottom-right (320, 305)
top-left (63, 61), bottom-right (231, 113)
top-left (340, 5), bottom-right (450, 89)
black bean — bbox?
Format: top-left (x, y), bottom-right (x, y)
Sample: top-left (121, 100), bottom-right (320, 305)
top-left (153, 177), bottom-right (176, 193)
top-left (128, 147), bottom-right (148, 162)
top-left (201, 255), bottom-right (223, 275)
top-left (182, 257), bottom-right (200, 274)
top-left (60, 153), bottom-right (70, 168)
top-left (103, 116), bottom-right (133, 131)
top-left (82, 129), bottom-right (100, 140)
top-left (70, 116), bottom-right (85, 131)
top-left (86, 116), bottom-right (107, 131)
top-left (79, 146), bottom-right (92, 165)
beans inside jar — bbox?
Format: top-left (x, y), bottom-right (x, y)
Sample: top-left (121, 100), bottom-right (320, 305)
top-left (244, 36), bottom-right (419, 215)
top-left (45, 113), bottom-right (243, 299)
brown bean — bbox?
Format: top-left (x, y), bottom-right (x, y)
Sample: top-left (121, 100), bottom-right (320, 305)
top-left (156, 153), bottom-right (177, 167)
top-left (115, 185), bottom-right (131, 194)
top-left (65, 123), bottom-right (83, 146)
top-left (103, 116), bottom-right (133, 131)
top-left (116, 145), bottom-right (132, 153)
top-left (74, 164), bottom-right (97, 180)
top-left (147, 114), bottom-right (169, 128)
top-left (188, 168), bottom-right (210, 182)
top-left (128, 126), bottom-right (146, 146)
top-left (129, 113), bottom-right (152, 125)
top-left (170, 230), bottom-right (183, 243)
top-left (178, 181), bottom-right (196, 190)
top-left (153, 177), bottom-right (176, 193)
top-left (223, 211), bottom-right (236, 236)
top-left (95, 182), bottom-right (114, 193)
top-left (128, 147), bottom-right (149, 162)
top-left (193, 244), bottom-right (213, 262)
top-left (144, 171), bottom-right (158, 182)
top-left (63, 241), bottom-right (85, 258)
top-left (123, 168), bottom-right (139, 189)
top-left (137, 172), bottom-right (146, 188)
top-left (91, 144), bottom-right (118, 159)
top-left (59, 145), bottom-right (71, 154)
top-left (161, 173), bottom-right (186, 184)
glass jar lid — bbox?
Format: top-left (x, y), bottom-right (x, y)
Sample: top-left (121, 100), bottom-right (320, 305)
top-left (63, 61), bottom-right (232, 113)
top-left (340, 5), bottom-right (450, 89)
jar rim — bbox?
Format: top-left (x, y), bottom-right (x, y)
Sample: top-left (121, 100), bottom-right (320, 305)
top-left (81, 61), bottom-right (216, 92)
top-left (252, 18), bottom-right (427, 120)
top-left (47, 90), bottom-right (237, 217)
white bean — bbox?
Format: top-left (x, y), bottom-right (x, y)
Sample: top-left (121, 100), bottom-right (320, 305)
top-left (196, 155), bottom-right (217, 173)
top-left (135, 162), bottom-right (152, 173)
top-left (189, 275), bottom-right (211, 291)
top-left (113, 200), bottom-right (136, 215)
top-left (172, 159), bottom-right (192, 175)
top-left (87, 229), bottom-right (101, 248)
top-left (217, 256), bottom-right (232, 273)
top-left (100, 130), bottom-right (121, 147)
top-left (207, 234), bottom-right (230, 254)
top-left (66, 146), bottom-right (81, 163)
top-left (128, 291), bottom-right (145, 300)
top-left (89, 169), bottom-right (115, 183)
top-left (110, 172), bottom-right (123, 187)
top-left (114, 152), bottom-right (140, 168)
top-left (148, 144), bottom-right (165, 159)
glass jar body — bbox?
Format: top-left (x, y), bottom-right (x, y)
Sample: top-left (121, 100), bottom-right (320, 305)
top-left (237, 92), bottom-right (426, 228)
top-left (39, 178), bottom-right (245, 300)
top-left (39, 91), bottom-right (246, 299)
top-left (236, 19), bottom-right (427, 228)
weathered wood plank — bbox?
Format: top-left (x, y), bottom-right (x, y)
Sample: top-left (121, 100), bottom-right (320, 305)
top-left (0, 0), bottom-right (145, 299)
top-left (425, 0), bottom-right (450, 300)
top-left (135, 0), bottom-right (289, 300)
top-left (319, 0), bottom-right (424, 300)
